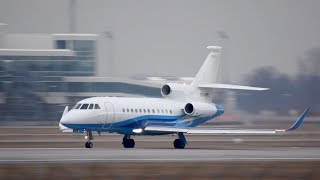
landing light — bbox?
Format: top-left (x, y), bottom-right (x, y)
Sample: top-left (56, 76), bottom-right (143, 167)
top-left (85, 135), bottom-right (88, 139)
top-left (133, 128), bottom-right (143, 133)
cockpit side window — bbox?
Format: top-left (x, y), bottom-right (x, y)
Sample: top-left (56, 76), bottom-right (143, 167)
top-left (80, 104), bottom-right (89, 109)
top-left (94, 104), bottom-right (101, 109)
top-left (75, 104), bottom-right (82, 109)
top-left (88, 104), bottom-right (94, 109)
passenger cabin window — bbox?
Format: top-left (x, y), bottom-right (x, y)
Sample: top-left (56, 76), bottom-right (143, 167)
top-left (75, 104), bottom-right (82, 109)
top-left (139, 109), bottom-right (142, 113)
top-left (127, 109), bottom-right (129, 112)
top-left (143, 109), bottom-right (146, 113)
top-left (170, 110), bottom-right (172, 114)
top-left (80, 104), bottom-right (89, 109)
top-left (122, 108), bottom-right (125, 112)
top-left (94, 104), bottom-right (101, 109)
top-left (135, 109), bottom-right (138, 113)
top-left (88, 104), bottom-right (94, 109)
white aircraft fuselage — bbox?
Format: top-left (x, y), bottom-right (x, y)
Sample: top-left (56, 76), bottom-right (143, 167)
top-left (60, 97), bottom-right (224, 135)
top-left (60, 96), bottom-right (224, 135)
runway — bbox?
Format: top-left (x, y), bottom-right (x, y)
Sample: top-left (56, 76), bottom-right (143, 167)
top-left (1, 147), bottom-right (320, 162)
top-left (0, 125), bottom-right (320, 162)
top-left (1, 125), bottom-right (320, 179)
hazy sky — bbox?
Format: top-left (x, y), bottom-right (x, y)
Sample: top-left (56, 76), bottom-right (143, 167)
top-left (1, 0), bottom-right (320, 82)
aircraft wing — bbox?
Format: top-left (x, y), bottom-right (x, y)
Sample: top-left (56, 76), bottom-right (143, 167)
top-left (144, 108), bottom-right (309, 134)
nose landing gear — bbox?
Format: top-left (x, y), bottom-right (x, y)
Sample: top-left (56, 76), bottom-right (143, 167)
top-left (85, 130), bottom-right (94, 148)
top-left (85, 141), bottom-right (93, 148)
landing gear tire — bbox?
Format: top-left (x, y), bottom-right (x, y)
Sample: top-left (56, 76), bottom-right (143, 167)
top-left (123, 139), bottom-right (135, 148)
top-left (174, 139), bottom-right (185, 149)
top-left (85, 141), bottom-right (93, 148)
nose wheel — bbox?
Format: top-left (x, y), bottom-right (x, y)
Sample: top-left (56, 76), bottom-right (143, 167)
top-left (122, 135), bottom-right (135, 148)
top-left (85, 130), bottom-right (94, 148)
top-left (85, 141), bottom-right (93, 148)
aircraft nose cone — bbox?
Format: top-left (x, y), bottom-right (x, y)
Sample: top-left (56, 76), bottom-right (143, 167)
top-left (60, 114), bottom-right (69, 124)
top-left (60, 106), bottom-right (70, 125)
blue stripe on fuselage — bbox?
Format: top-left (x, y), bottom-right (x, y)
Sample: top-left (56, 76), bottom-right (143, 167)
top-left (63, 114), bottom-right (184, 130)
top-left (62, 104), bottom-right (224, 134)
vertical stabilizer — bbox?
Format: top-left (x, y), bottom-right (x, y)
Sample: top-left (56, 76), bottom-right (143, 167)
top-left (191, 46), bottom-right (222, 86)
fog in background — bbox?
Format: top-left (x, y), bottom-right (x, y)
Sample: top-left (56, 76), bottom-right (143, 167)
top-left (1, 0), bottom-right (320, 81)
top-left (0, 0), bottom-right (320, 119)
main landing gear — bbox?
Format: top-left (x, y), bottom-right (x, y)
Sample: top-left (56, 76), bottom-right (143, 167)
top-left (122, 135), bottom-right (135, 148)
top-left (173, 132), bottom-right (187, 149)
top-left (83, 131), bottom-right (186, 149)
top-left (85, 130), bottom-right (94, 148)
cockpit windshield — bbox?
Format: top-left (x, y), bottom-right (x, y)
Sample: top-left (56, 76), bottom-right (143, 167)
top-left (80, 104), bottom-right (89, 109)
top-left (74, 104), bottom-right (82, 109)
top-left (74, 103), bottom-right (101, 110)
top-left (94, 104), bottom-right (101, 109)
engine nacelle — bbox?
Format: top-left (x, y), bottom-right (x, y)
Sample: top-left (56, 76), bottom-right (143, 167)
top-left (161, 84), bottom-right (172, 96)
top-left (161, 83), bottom-right (195, 99)
top-left (183, 102), bottom-right (217, 117)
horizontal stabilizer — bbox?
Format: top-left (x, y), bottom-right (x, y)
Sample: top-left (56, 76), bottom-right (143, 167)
top-left (199, 83), bottom-right (269, 91)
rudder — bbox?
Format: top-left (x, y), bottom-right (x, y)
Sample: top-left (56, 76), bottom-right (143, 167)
top-left (191, 46), bottom-right (222, 86)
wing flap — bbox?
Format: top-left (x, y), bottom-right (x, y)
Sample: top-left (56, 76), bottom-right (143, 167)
top-left (144, 126), bottom-right (278, 134)
top-left (144, 126), bottom-right (188, 133)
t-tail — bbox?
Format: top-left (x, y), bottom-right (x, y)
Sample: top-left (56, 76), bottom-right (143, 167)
top-left (160, 46), bottom-right (269, 102)
top-left (191, 46), bottom-right (223, 86)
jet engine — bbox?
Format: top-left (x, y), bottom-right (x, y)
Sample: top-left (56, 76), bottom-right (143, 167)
top-left (183, 102), bottom-right (217, 117)
top-left (161, 83), bottom-right (195, 99)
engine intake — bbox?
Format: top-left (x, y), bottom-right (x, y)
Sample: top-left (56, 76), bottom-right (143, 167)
top-left (184, 103), bottom-right (194, 114)
top-left (160, 83), bottom-right (195, 99)
top-left (161, 84), bottom-right (171, 96)
top-left (183, 102), bottom-right (217, 117)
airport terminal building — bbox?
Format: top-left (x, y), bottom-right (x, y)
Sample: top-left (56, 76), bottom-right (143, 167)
top-left (0, 31), bottom-right (159, 123)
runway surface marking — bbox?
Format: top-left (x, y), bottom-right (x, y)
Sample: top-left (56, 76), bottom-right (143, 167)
top-left (1, 148), bottom-right (320, 162)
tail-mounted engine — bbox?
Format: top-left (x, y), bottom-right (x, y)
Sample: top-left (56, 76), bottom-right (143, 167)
top-left (161, 84), bottom-right (172, 96)
top-left (183, 102), bottom-right (217, 117)
top-left (161, 83), bottom-right (195, 99)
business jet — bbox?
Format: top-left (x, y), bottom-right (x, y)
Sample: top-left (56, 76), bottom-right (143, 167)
top-left (59, 46), bottom-right (309, 149)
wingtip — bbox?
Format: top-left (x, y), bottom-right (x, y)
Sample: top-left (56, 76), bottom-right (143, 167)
top-left (286, 107), bottom-right (310, 131)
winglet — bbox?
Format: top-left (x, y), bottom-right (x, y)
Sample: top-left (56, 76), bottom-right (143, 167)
top-left (286, 107), bottom-right (310, 131)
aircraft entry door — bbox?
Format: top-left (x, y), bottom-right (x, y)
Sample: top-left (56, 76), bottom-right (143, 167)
top-left (103, 102), bottom-right (115, 129)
